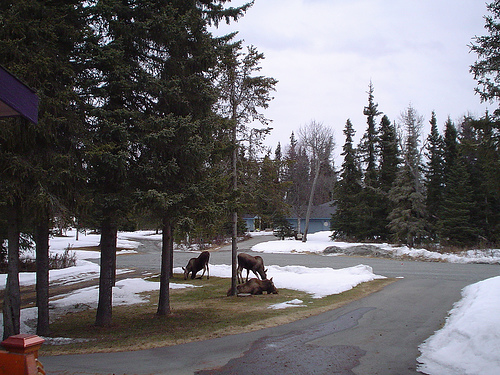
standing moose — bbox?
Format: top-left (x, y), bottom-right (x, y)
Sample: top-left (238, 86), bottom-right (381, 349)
top-left (237, 253), bottom-right (267, 284)
top-left (183, 251), bottom-right (210, 280)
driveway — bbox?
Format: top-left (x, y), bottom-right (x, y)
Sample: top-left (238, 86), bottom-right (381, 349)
top-left (42, 235), bottom-right (500, 374)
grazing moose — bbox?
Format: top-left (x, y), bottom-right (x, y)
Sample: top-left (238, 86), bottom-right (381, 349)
top-left (227, 278), bottom-right (278, 296)
top-left (237, 253), bottom-right (267, 284)
top-left (183, 251), bottom-right (210, 280)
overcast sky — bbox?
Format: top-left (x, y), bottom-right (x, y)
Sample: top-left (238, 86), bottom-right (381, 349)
top-left (212, 0), bottom-right (493, 161)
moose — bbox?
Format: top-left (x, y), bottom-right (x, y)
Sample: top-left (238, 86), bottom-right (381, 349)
top-left (183, 251), bottom-right (210, 280)
top-left (227, 278), bottom-right (278, 296)
top-left (237, 253), bottom-right (268, 284)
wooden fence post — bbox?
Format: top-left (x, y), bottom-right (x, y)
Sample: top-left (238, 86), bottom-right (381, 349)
top-left (0, 334), bottom-right (45, 374)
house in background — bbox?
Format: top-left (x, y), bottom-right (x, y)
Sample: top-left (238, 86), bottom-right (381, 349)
top-left (243, 201), bottom-right (336, 234)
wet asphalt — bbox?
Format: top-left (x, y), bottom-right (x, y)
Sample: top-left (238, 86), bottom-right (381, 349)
top-left (41, 235), bottom-right (500, 375)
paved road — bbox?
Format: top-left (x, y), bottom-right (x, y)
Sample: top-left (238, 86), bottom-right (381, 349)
top-left (114, 235), bottom-right (278, 274)
top-left (42, 235), bottom-right (500, 375)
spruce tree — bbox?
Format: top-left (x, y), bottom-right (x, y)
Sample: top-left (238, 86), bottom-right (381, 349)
top-left (388, 106), bottom-right (427, 246)
top-left (458, 115), bottom-right (500, 245)
top-left (0, 0), bottom-right (87, 336)
top-left (357, 82), bottom-right (383, 240)
top-left (332, 119), bottom-right (362, 240)
top-left (471, 114), bottom-right (500, 243)
top-left (438, 157), bottom-right (477, 247)
top-left (470, 0), bottom-right (500, 116)
top-left (424, 111), bottom-right (445, 240)
top-left (377, 115), bottom-right (400, 240)
top-left (133, 0), bottom-right (253, 314)
top-left (83, 0), bottom-right (153, 327)
top-left (442, 117), bottom-right (458, 184)
top-left (360, 81), bottom-right (382, 184)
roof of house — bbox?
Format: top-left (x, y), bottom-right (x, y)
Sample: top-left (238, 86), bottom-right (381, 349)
top-left (309, 201), bottom-right (336, 218)
top-left (0, 65), bottom-right (39, 124)
top-left (243, 201), bottom-right (336, 221)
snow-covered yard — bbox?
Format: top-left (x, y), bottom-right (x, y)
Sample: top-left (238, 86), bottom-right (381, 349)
top-left (252, 231), bottom-right (500, 264)
top-left (1, 230), bottom-right (499, 374)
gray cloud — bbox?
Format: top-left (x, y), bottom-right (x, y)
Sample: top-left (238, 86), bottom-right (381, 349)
top-left (211, 0), bottom-right (492, 154)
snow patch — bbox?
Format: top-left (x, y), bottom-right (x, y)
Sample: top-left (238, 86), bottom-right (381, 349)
top-left (269, 299), bottom-right (305, 310)
top-left (417, 276), bottom-right (500, 375)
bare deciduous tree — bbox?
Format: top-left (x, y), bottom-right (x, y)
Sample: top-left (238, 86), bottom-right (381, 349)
top-left (298, 121), bottom-right (335, 242)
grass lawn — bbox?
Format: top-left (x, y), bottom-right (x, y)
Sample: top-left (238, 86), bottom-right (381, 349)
top-left (40, 275), bottom-right (395, 356)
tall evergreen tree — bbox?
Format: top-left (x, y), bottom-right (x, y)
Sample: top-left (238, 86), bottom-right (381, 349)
top-left (357, 82), bottom-right (383, 240)
top-left (0, 0), bottom-right (87, 337)
top-left (360, 81), bottom-right (382, 184)
top-left (377, 115), bottom-right (400, 240)
top-left (470, 0), bottom-right (500, 116)
top-left (438, 157), bottom-right (477, 246)
top-left (424, 111), bottom-right (445, 240)
top-left (388, 106), bottom-right (427, 246)
top-left (331, 119), bottom-right (362, 240)
top-left (457, 114), bottom-right (500, 245)
top-left (82, 0), bottom-right (155, 327)
top-left (442, 117), bottom-right (458, 184)
top-left (0, 116), bottom-right (28, 339)
top-left (473, 114), bottom-right (500, 244)
top-left (133, 0), bottom-right (253, 315)
top-left (472, 114), bottom-right (500, 243)
top-left (275, 142), bottom-right (282, 166)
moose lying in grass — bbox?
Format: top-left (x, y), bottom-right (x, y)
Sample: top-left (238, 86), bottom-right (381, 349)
top-left (237, 253), bottom-right (268, 283)
top-left (183, 251), bottom-right (210, 280)
top-left (227, 278), bottom-right (278, 296)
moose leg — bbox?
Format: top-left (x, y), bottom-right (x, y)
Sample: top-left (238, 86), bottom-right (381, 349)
top-left (252, 269), bottom-right (261, 280)
top-left (237, 266), bottom-right (242, 284)
top-left (199, 264), bottom-right (209, 280)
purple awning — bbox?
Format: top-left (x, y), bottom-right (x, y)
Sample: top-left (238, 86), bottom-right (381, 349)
top-left (0, 65), bottom-right (39, 124)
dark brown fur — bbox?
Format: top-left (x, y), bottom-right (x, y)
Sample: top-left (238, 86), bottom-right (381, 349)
top-left (227, 278), bottom-right (278, 296)
top-left (182, 251), bottom-right (210, 280)
top-left (237, 253), bottom-right (267, 283)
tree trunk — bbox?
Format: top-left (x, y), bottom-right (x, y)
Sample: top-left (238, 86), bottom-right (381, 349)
top-left (302, 159), bottom-right (321, 242)
top-left (3, 204), bottom-right (21, 340)
top-left (169, 227), bottom-right (174, 279)
top-left (157, 217), bottom-right (172, 315)
top-left (35, 215), bottom-right (50, 336)
top-left (95, 219), bottom-right (117, 327)
top-left (230, 121), bottom-right (238, 296)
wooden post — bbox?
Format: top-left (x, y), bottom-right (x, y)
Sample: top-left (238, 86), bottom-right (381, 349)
top-left (0, 334), bottom-right (45, 374)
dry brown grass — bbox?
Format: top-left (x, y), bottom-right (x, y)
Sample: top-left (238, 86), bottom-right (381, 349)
top-left (40, 275), bottom-right (396, 356)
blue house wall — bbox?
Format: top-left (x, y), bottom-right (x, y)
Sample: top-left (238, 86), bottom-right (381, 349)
top-left (242, 217), bottom-right (332, 234)
top-left (286, 218), bottom-right (331, 234)
top-left (243, 202), bottom-right (335, 234)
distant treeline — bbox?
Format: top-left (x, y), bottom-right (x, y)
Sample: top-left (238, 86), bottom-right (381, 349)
top-left (331, 93), bottom-right (499, 248)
